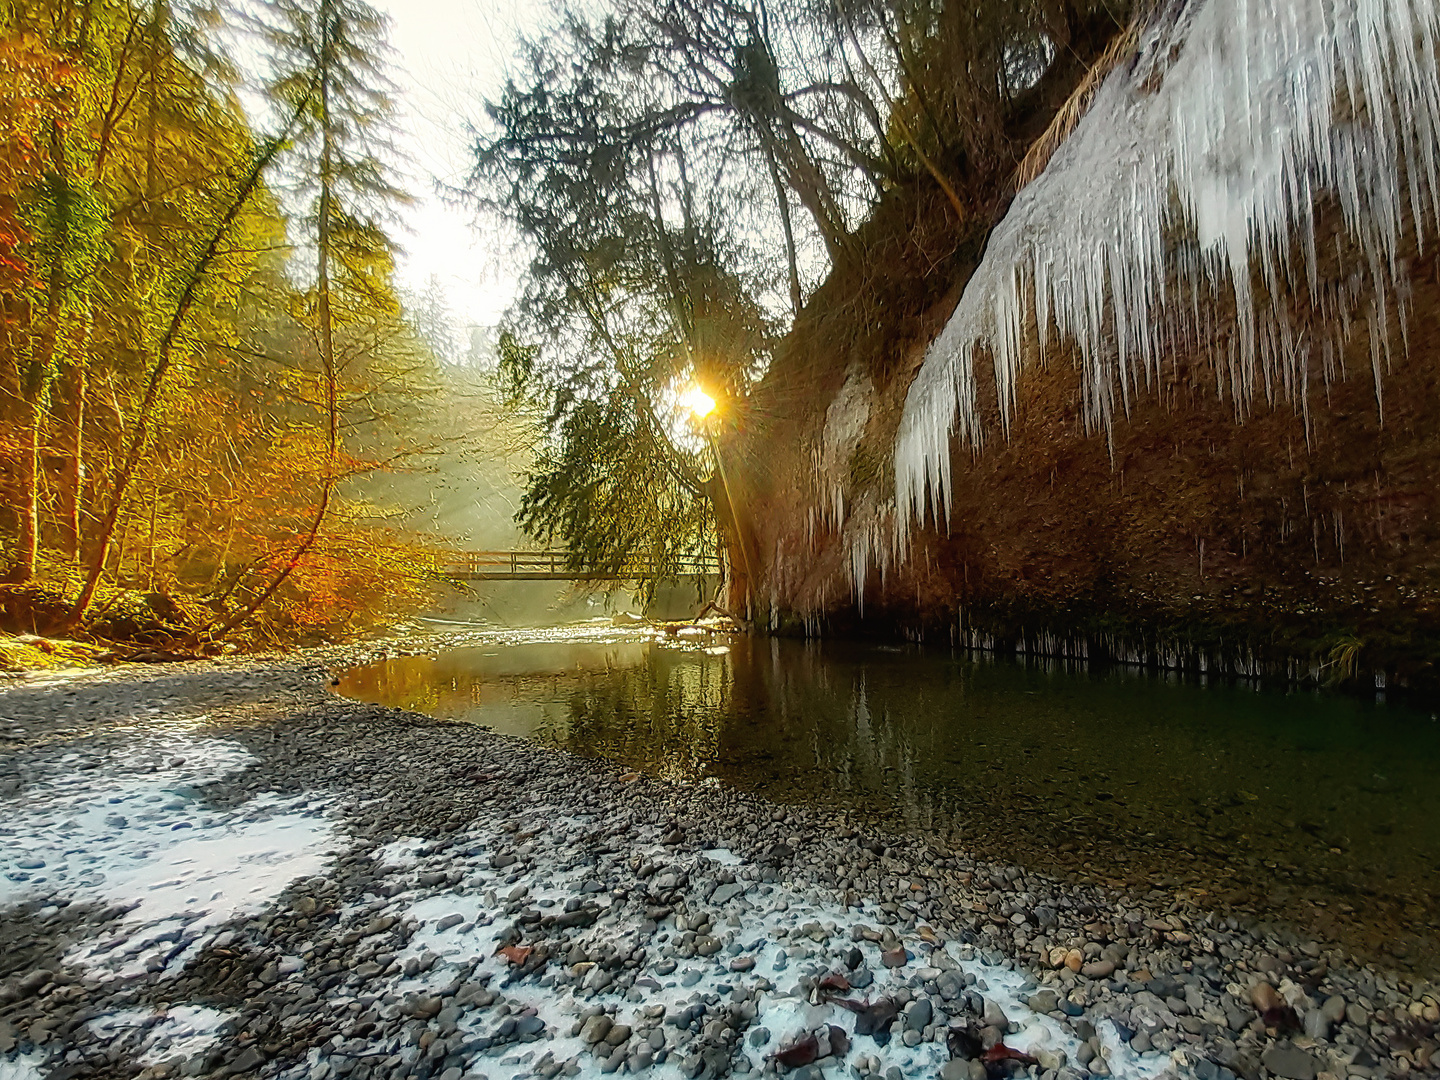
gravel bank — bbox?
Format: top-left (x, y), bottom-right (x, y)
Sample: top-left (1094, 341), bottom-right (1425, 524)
top-left (0, 636), bottom-right (1436, 1080)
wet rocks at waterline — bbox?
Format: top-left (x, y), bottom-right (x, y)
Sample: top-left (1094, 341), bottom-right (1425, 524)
top-left (0, 639), bottom-right (1434, 1080)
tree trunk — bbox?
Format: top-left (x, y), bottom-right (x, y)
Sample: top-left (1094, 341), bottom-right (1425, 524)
top-left (762, 142), bottom-right (803, 316)
top-left (111, 503), bottom-right (130, 586)
top-left (146, 477), bottom-right (159, 589)
top-left (769, 120), bottom-right (852, 259)
top-left (210, 521), bottom-right (235, 586)
top-left (62, 90), bottom-right (314, 627)
top-left (13, 394), bottom-right (47, 583)
top-left (59, 361), bottom-right (86, 562)
top-left (14, 253), bottom-right (66, 583)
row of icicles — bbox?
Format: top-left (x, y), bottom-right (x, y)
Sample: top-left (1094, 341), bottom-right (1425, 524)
top-left (881, 0), bottom-right (1440, 561)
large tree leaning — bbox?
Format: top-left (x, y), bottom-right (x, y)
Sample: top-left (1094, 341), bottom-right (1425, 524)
top-left (61, 91), bottom-right (315, 630)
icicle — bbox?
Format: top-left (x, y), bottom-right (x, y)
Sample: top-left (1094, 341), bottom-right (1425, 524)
top-left (893, 0), bottom-right (1440, 541)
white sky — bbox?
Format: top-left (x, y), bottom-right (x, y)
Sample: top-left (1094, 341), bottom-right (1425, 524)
top-left (371, 0), bottom-right (550, 335)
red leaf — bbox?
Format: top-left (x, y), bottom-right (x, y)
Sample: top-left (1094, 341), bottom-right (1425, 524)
top-left (982, 1044), bottom-right (1037, 1066)
top-left (497, 945), bottom-right (532, 965)
top-left (769, 1033), bottom-right (819, 1067)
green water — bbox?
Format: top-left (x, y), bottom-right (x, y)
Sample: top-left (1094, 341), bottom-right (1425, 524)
top-left (338, 629), bottom-right (1440, 970)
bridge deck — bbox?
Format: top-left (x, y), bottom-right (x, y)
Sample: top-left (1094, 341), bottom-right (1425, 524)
top-left (429, 550), bottom-right (721, 581)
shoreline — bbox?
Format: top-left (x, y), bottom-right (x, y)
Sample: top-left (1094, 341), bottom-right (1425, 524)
top-left (0, 637), bottom-right (1435, 1080)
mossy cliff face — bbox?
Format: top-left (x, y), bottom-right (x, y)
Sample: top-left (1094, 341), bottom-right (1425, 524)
top-left (732, 227), bottom-right (1440, 697)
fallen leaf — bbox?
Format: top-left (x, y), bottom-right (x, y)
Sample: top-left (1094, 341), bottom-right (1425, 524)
top-left (982, 1044), bottom-right (1037, 1066)
top-left (768, 1032), bottom-right (819, 1067)
top-left (497, 945), bottom-right (532, 965)
top-left (1261, 1005), bottom-right (1301, 1032)
top-left (828, 1025), bottom-right (850, 1057)
top-left (818, 972), bottom-right (851, 994)
top-left (835, 998), bottom-right (898, 1039)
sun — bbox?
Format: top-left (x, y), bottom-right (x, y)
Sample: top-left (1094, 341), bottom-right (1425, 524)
top-left (681, 384), bottom-right (717, 419)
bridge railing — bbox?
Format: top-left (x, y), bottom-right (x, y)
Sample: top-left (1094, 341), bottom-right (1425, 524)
top-left (421, 549), bottom-right (722, 580)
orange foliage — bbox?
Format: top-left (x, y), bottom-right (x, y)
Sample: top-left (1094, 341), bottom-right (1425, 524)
top-left (0, 29), bottom-right (71, 294)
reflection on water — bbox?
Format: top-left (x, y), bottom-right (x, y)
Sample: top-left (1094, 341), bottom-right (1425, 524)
top-left (338, 632), bottom-right (1440, 971)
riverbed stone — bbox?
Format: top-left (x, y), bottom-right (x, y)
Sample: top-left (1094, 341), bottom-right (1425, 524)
top-left (981, 999), bottom-right (1008, 1028)
top-left (582, 1015), bottom-right (613, 1044)
top-left (904, 999), bottom-right (932, 1030)
top-left (1261, 1044), bottom-right (1318, 1080)
top-left (1027, 990), bottom-right (1059, 1014)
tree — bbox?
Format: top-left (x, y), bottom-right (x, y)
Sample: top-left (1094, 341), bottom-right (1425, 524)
top-left (478, 89), bottom-right (773, 594)
top-left (409, 275), bottom-right (461, 366)
top-left (2, 0), bottom-right (106, 584)
top-left (204, 0), bottom-right (406, 638)
top-left (471, 0), bottom-right (894, 596)
top-left (0, 0), bottom-right (446, 647)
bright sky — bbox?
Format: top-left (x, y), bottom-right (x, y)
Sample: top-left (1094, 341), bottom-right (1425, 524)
top-left (370, 0), bottom-right (549, 337)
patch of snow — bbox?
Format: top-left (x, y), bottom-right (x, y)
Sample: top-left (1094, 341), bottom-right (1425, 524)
top-left (0, 1055), bottom-right (45, 1080)
top-left (87, 1005), bottom-right (230, 1065)
top-left (0, 732), bottom-right (337, 979)
top-left (373, 836), bottom-right (429, 869)
top-left (1100, 1018), bottom-right (1171, 1079)
top-left (895, 0), bottom-right (1440, 538)
top-left (700, 847), bottom-right (743, 866)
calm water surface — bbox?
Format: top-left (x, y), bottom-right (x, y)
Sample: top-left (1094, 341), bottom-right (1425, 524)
top-left (337, 629), bottom-right (1440, 971)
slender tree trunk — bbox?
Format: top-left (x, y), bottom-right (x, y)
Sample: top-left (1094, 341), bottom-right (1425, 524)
top-left (112, 506), bottom-right (129, 585)
top-left (762, 142), bottom-right (803, 316)
top-left (145, 2), bottom-right (160, 203)
top-left (59, 360), bottom-right (86, 562)
top-left (11, 121), bottom-right (75, 583)
top-left (210, 507), bottom-right (235, 587)
top-left (14, 395), bottom-right (47, 583)
top-left (14, 251), bottom-right (66, 583)
top-left (146, 477), bottom-right (159, 589)
top-left (772, 121), bottom-right (851, 258)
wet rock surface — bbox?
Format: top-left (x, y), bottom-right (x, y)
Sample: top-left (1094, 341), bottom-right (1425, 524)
top-left (0, 639), bottom-right (1436, 1080)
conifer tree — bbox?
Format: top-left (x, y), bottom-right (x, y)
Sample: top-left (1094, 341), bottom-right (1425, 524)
top-left (207, 0), bottom-right (405, 637)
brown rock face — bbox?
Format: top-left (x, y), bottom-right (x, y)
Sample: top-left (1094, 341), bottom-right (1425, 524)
top-left (732, 240), bottom-right (1440, 696)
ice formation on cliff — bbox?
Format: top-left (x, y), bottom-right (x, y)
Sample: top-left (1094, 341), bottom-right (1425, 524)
top-left (893, 0), bottom-right (1440, 534)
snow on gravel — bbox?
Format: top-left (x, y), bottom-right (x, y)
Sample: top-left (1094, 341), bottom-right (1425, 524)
top-left (0, 722), bottom-right (338, 979)
top-left (0, 657), bottom-right (1175, 1079)
top-left (271, 812), bottom-right (1168, 1080)
top-left (86, 1004), bottom-right (230, 1064)
top-left (0, 1055), bottom-right (44, 1080)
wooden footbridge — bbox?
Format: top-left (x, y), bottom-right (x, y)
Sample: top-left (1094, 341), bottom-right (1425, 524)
top-left (427, 550), bottom-right (722, 581)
